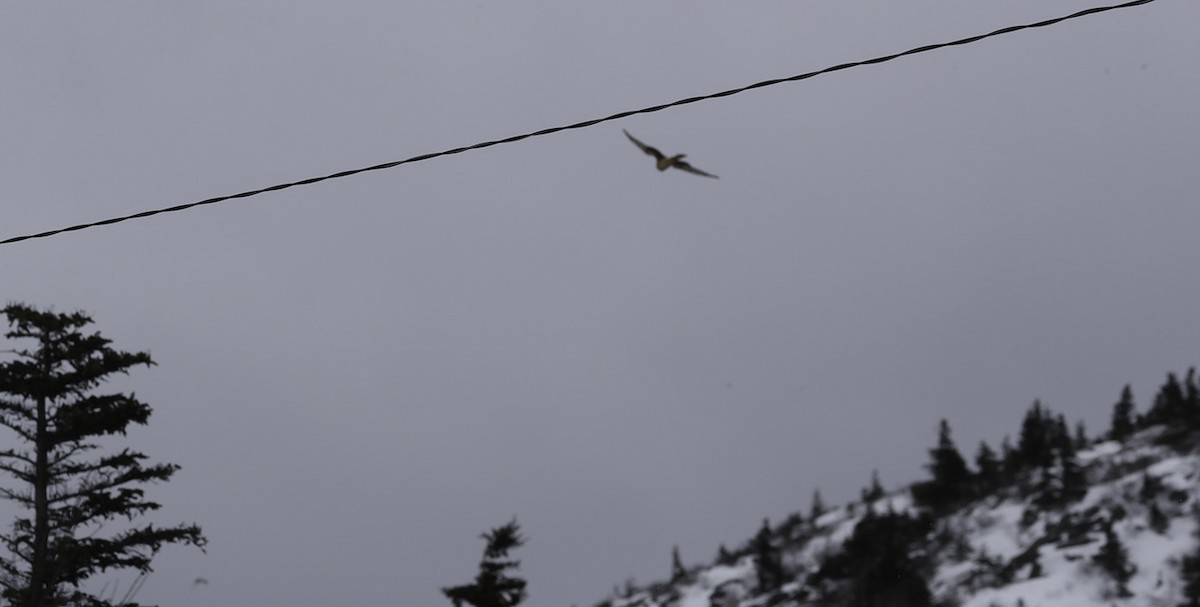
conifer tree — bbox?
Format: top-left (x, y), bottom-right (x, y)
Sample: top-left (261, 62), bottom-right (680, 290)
top-left (670, 545), bottom-right (688, 584)
top-left (1092, 521), bottom-right (1134, 598)
top-left (777, 512), bottom-right (804, 542)
top-left (1184, 555), bottom-right (1200, 607)
top-left (1025, 416), bottom-right (1084, 509)
top-left (1052, 414), bottom-right (1072, 454)
top-left (922, 419), bottom-right (972, 510)
top-left (1109, 385), bottom-right (1137, 442)
top-left (1000, 436), bottom-right (1020, 484)
top-left (1018, 401), bottom-right (1053, 470)
top-left (442, 519), bottom-right (528, 607)
top-left (1073, 420), bottom-right (1089, 451)
top-left (974, 441), bottom-right (1000, 494)
top-left (1029, 553), bottom-right (1043, 579)
top-left (750, 518), bottom-right (784, 593)
top-left (861, 469), bottom-right (885, 504)
top-left (1055, 448), bottom-right (1087, 506)
top-left (1145, 373), bottom-right (1187, 428)
top-left (809, 489), bottom-right (826, 522)
top-left (1181, 367), bottom-right (1200, 430)
top-left (0, 303), bottom-right (204, 607)
top-left (1055, 415), bottom-right (1086, 503)
top-left (714, 544), bottom-right (737, 567)
top-left (1181, 513), bottom-right (1200, 607)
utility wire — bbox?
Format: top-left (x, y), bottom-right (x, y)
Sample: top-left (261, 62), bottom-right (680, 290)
top-left (1, 0), bottom-right (1156, 246)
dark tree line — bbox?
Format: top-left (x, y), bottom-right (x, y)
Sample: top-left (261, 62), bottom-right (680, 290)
top-left (901, 373), bottom-right (1199, 605)
top-left (1119, 370), bottom-right (1200, 447)
top-left (912, 390), bottom-right (1157, 514)
top-left (673, 371), bottom-right (1198, 606)
top-left (442, 368), bottom-right (1200, 607)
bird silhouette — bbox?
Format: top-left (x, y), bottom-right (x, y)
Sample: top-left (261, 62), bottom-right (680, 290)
top-left (623, 130), bottom-right (718, 179)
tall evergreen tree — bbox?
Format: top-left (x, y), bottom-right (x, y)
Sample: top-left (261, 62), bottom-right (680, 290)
top-left (1073, 420), bottom-right (1089, 451)
top-left (1029, 552), bottom-right (1043, 579)
top-left (442, 519), bottom-right (528, 607)
top-left (1023, 411), bottom-right (1085, 509)
top-left (1186, 368), bottom-right (1200, 428)
top-left (809, 489), bottom-right (826, 522)
top-left (1184, 552), bottom-right (1200, 607)
top-left (1017, 401), bottom-right (1053, 470)
top-left (974, 441), bottom-right (1000, 494)
top-left (920, 419), bottom-right (972, 511)
top-left (1092, 521), bottom-right (1134, 598)
top-left (1050, 414), bottom-right (1075, 462)
top-left (1000, 436), bottom-right (1020, 484)
top-left (714, 544), bottom-right (737, 567)
top-left (750, 518), bottom-right (784, 593)
top-left (0, 303), bottom-right (204, 607)
top-left (1145, 373), bottom-right (1187, 428)
top-left (1181, 510), bottom-right (1200, 607)
top-left (861, 469), bottom-right (885, 505)
top-left (670, 545), bottom-right (688, 584)
top-left (1109, 385), bottom-right (1137, 442)
top-left (777, 512), bottom-right (804, 542)
top-left (1053, 447), bottom-right (1087, 507)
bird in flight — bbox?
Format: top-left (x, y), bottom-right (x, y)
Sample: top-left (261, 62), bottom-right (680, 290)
top-left (623, 130), bottom-right (719, 179)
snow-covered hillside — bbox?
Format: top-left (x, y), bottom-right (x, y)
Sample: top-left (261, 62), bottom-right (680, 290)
top-left (601, 427), bottom-right (1200, 607)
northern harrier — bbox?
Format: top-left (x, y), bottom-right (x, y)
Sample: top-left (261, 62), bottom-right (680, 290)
top-left (623, 130), bottom-right (719, 179)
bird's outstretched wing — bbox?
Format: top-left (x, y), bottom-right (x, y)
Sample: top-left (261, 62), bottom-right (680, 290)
top-left (624, 130), bottom-right (665, 161)
top-left (673, 159), bottom-right (718, 179)
top-left (623, 129), bottom-right (719, 179)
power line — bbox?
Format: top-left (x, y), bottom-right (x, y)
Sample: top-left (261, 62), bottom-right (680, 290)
top-left (1, 0), bottom-right (1156, 246)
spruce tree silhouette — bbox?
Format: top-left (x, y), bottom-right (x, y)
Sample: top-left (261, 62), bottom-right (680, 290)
top-left (750, 519), bottom-right (784, 592)
top-left (809, 490), bottom-right (826, 521)
top-left (974, 441), bottom-right (1001, 493)
top-left (918, 419), bottom-right (972, 511)
top-left (1092, 521), bottom-right (1135, 598)
top-left (670, 545), bottom-right (688, 584)
top-left (861, 470), bottom-right (885, 504)
top-left (1181, 511), bottom-right (1200, 607)
top-left (443, 519), bottom-right (528, 607)
top-left (0, 303), bottom-right (205, 607)
top-left (1109, 385), bottom-right (1137, 442)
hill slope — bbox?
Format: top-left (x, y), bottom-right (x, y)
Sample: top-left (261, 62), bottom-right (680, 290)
top-left (601, 425), bottom-right (1200, 607)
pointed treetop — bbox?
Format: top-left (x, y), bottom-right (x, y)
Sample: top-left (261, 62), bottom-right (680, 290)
top-left (810, 489), bottom-right (826, 520)
top-left (481, 519), bottom-right (524, 560)
top-left (442, 519), bottom-right (528, 607)
top-left (670, 545), bottom-right (688, 583)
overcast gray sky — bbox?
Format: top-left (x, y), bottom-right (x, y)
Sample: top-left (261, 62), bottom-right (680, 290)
top-left (2, 1), bottom-right (1198, 606)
